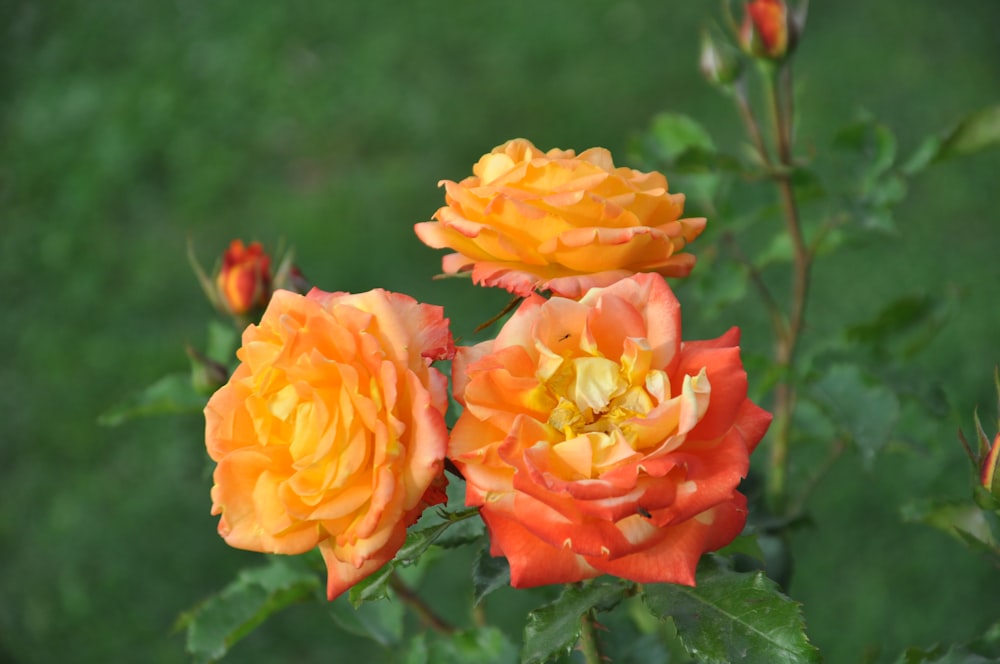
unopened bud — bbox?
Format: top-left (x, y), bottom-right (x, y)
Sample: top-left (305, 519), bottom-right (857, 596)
top-left (216, 240), bottom-right (273, 316)
top-left (982, 434), bottom-right (1000, 500)
top-left (738, 0), bottom-right (804, 61)
top-left (700, 30), bottom-right (742, 87)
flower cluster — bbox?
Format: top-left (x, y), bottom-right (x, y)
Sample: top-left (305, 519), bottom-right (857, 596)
top-left (205, 139), bottom-right (770, 599)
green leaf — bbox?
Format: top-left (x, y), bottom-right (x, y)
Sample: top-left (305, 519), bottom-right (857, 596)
top-left (98, 372), bottom-right (205, 426)
top-left (178, 557), bottom-right (320, 663)
top-left (901, 499), bottom-right (999, 558)
top-left (632, 112), bottom-right (726, 210)
top-left (206, 320), bottom-right (240, 365)
top-left (845, 295), bottom-right (935, 346)
top-left (934, 105), bottom-right (1000, 162)
top-left (809, 364), bottom-right (900, 468)
top-left (522, 580), bottom-right (627, 664)
top-left (348, 564), bottom-right (394, 608)
top-left (895, 645), bottom-right (997, 664)
top-left (643, 556), bottom-right (820, 664)
top-left (644, 112), bottom-right (715, 161)
top-left (903, 106), bottom-right (1000, 175)
top-left (472, 546), bottom-right (511, 606)
top-left (328, 590), bottom-right (405, 647)
top-left (895, 620), bottom-right (1000, 663)
top-left (755, 232), bottom-right (794, 268)
top-left (403, 627), bottom-right (519, 664)
top-left (833, 116), bottom-right (897, 178)
top-left (716, 534), bottom-right (765, 563)
top-left (350, 507), bottom-right (482, 607)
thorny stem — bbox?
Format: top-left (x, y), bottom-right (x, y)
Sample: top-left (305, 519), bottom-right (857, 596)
top-left (578, 611), bottom-right (603, 664)
top-left (762, 61), bottom-right (813, 516)
top-left (733, 79), bottom-right (773, 168)
top-left (389, 574), bottom-right (455, 635)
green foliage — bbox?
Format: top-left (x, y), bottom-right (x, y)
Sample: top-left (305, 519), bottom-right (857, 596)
top-left (348, 507), bottom-right (482, 608)
top-left (472, 546), bottom-right (512, 607)
top-left (894, 619), bottom-right (1000, 663)
top-left (901, 500), bottom-right (1000, 567)
top-left (643, 556), bottom-right (820, 664)
top-left (808, 363), bottom-right (900, 468)
top-left (176, 556), bottom-right (321, 663)
top-left (97, 372), bottom-right (205, 426)
top-left (403, 627), bottom-right (518, 664)
top-left (905, 106), bottom-right (1000, 175)
top-left (327, 592), bottom-right (405, 647)
top-left (521, 580), bottom-right (627, 664)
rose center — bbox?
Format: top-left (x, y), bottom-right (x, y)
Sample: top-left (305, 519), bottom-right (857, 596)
top-left (544, 356), bottom-right (658, 448)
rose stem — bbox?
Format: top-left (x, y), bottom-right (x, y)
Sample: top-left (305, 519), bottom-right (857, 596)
top-left (389, 573), bottom-right (455, 634)
top-left (733, 77), bottom-right (774, 168)
top-left (764, 59), bottom-right (813, 516)
top-left (578, 611), bottom-right (603, 664)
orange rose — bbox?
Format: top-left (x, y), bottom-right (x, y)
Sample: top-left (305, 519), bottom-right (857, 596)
top-left (216, 240), bottom-right (273, 315)
top-left (449, 273), bottom-right (770, 587)
top-left (205, 287), bottom-right (454, 599)
top-left (415, 139), bottom-right (706, 299)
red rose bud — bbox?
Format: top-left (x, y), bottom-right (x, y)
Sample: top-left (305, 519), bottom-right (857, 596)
top-left (739, 0), bottom-right (801, 60)
top-left (982, 434), bottom-right (1000, 500)
top-left (700, 29), bottom-right (742, 87)
top-left (216, 240), bottom-right (273, 315)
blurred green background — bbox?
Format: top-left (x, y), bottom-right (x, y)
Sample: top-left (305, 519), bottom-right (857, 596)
top-left (2, 1), bottom-right (998, 662)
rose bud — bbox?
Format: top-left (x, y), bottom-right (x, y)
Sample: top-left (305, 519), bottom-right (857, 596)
top-left (216, 240), bottom-right (273, 316)
top-left (700, 30), bottom-right (742, 87)
top-left (738, 0), bottom-right (804, 61)
top-left (982, 434), bottom-right (1000, 501)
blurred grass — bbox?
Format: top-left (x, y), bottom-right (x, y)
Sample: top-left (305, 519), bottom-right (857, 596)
top-left (1, 1), bottom-right (998, 662)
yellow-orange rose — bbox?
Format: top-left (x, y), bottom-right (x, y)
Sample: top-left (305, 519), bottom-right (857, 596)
top-left (449, 273), bottom-right (770, 587)
top-left (415, 138), bottom-right (706, 298)
top-left (205, 287), bottom-right (454, 599)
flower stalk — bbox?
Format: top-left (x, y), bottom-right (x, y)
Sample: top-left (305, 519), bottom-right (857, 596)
top-left (761, 60), bottom-right (813, 515)
top-left (578, 611), bottom-right (603, 664)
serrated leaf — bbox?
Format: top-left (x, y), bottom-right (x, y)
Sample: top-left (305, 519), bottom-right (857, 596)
top-left (98, 372), bottom-right (205, 426)
top-left (179, 557), bottom-right (320, 663)
top-left (472, 546), bottom-right (511, 606)
top-left (396, 521), bottom-right (460, 566)
top-left (522, 581), bottom-right (627, 664)
top-left (809, 364), bottom-right (900, 468)
top-left (643, 556), bottom-right (820, 664)
top-left (348, 564), bottom-right (394, 608)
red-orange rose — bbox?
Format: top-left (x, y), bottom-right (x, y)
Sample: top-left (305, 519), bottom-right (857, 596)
top-left (415, 139), bottom-right (706, 299)
top-left (216, 240), bottom-right (273, 315)
top-left (205, 287), bottom-right (454, 599)
top-left (448, 273), bottom-right (770, 587)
